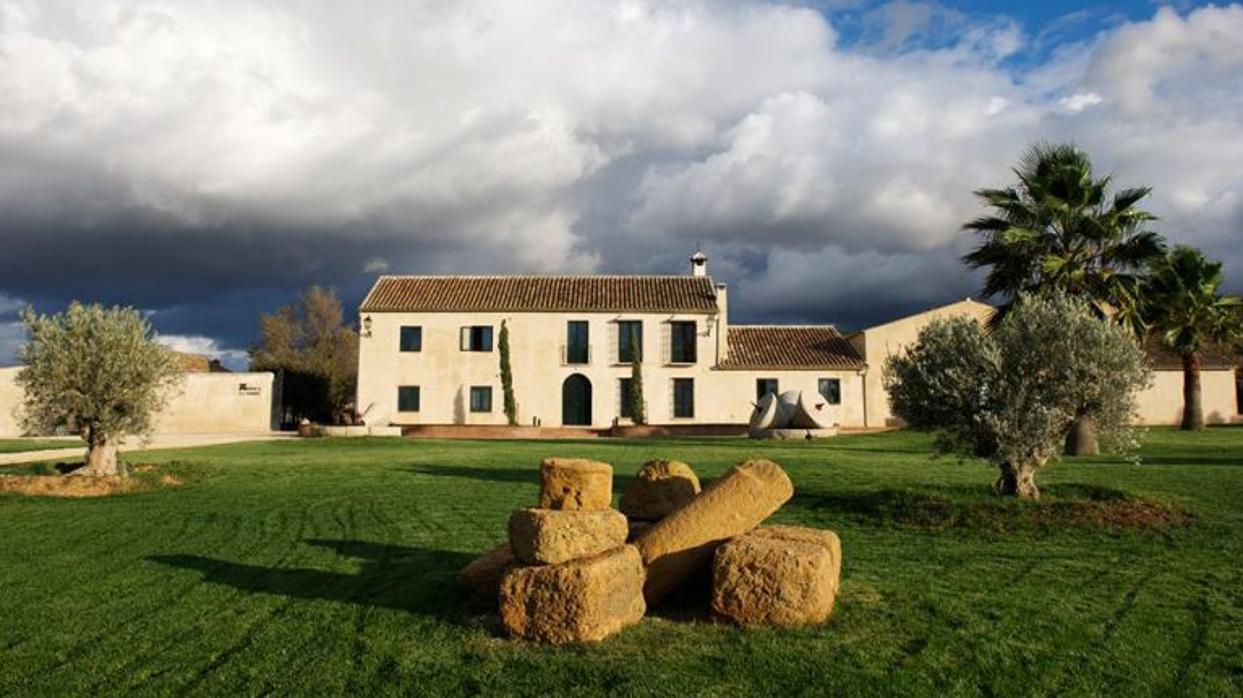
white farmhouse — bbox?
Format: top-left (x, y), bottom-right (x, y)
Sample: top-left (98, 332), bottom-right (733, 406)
top-left (355, 253), bottom-right (1240, 433)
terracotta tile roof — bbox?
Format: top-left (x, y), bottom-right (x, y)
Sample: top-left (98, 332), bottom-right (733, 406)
top-left (720, 326), bottom-right (865, 370)
top-left (360, 275), bottom-right (720, 314)
top-left (1143, 336), bottom-right (1237, 371)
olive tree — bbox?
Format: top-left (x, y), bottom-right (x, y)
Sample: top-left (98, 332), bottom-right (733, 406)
top-left (17, 303), bottom-right (182, 477)
top-left (884, 293), bottom-right (1150, 498)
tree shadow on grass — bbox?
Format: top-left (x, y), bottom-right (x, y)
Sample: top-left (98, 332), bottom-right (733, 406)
top-left (147, 539), bottom-right (482, 622)
top-left (787, 483), bottom-right (1185, 531)
top-left (403, 463), bottom-right (638, 493)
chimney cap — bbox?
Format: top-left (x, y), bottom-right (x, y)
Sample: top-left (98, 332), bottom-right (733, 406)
top-left (690, 249), bottom-right (708, 276)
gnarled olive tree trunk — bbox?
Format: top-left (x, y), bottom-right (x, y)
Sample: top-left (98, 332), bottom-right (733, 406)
top-left (75, 427), bottom-right (126, 477)
top-left (995, 461), bottom-right (1040, 499)
top-left (1064, 415), bottom-right (1099, 456)
top-left (1181, 351), bottom-right (1204, 431)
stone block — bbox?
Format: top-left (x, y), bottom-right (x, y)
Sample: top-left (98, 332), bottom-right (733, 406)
top-left (508, 508), bottom-right (628, 565)
top-left (499, 545), bottom-right (646, 644)
top-left (538, 458), bottom-right (613, 510)
top-left (634, 458), bottom-right (794, 605)
top-left (711, 527), bottom-right (841, 627)
top-left (748, 525), bottom-right (842, 595)
top-left (619, 459), bottom-right (701, 521)
top-left (458, 543), bottom-right (515, 597)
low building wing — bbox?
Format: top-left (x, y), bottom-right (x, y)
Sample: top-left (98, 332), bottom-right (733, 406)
top-left (360, 275), bottom-right (720, 314)
top-left (720, 326), bottom-right (865, 370)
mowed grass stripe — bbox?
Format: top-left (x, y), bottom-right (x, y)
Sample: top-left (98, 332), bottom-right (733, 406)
top-left (0, 429), bottom-right (1241, 695)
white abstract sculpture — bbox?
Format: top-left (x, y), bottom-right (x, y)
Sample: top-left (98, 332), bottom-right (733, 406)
top-left (749, 390), bottom-right (836, 438)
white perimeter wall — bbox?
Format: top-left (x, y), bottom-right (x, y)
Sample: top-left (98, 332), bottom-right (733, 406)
top-left (1135, 369), bottom-right (1238, 426)
top-left (0, 366), bottom-right (275, 436)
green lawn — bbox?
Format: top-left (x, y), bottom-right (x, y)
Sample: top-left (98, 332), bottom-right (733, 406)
top-left (0, 438), bottom-right (76, 454)
top-left (1, 429), bottom-right (1241, 696)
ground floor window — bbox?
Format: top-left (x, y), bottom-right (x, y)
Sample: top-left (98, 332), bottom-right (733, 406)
top-left (619, 378), bottom-right (635, 419)
top-left (818, 378), bottom-right (841, 405)
top-left (756, 378), bottom-right (778, 400)
top-left (397, 385), bottom-right (420, 412)
top-left (470, 386), bottom-right (493, 412)
top-left (672, 378), bottom-right (694, 418)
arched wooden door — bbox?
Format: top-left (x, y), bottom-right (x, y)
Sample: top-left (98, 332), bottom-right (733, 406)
top-left (561, 374), bottom-right (592, 426)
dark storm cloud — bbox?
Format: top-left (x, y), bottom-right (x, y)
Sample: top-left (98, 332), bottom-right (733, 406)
top-left (0, 1), bottom-right (1240, 365)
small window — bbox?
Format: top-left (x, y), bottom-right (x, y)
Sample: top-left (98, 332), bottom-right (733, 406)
top-left (619, 378), bottom-right (634, 419)
top-left (673, 378), bottom-right (694, 418)
top-left (818, 378), bottom-right (841, 405)
top-left (399, 326), bottom-right (422, 352)
top-left (756, 379), bottom-right (779, 401)
top-left (670, 321), bottom-right (697, 363)
top-left (470, 386), bottom-right (493, 413)
top-left (461, 326), bottom-right (493, 352)
top-left (618, 321), bottom-right (643, 363)
top-left (566, 321), bottom-right (589, 364)
top-left (397, 386), bottom-right (420, 412)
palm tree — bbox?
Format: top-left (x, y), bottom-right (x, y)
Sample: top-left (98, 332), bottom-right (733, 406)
top-left (1143, 246), bottom-right (1242, 430)
top-left (963, 143), bottom-right (1166, 453)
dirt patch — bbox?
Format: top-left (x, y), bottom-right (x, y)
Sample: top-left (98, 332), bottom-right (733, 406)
top-left (0, 475), bottom-right (143, 498)
top-left (0, 466), bottom-right (184, 498)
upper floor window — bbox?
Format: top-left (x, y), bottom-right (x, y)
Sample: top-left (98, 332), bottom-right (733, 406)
top-left (669, 321), bottom-right (697, 364)
top-left (757, 378), bottom-right (779, 401)
top-left (399, 326), bottom-right (422, 352)
top-left (618, 320), bottom-right (643, 363)
top-left (566, 321), bottom-right (589, 364)
top-left (470, 386), bottom-right (493, 413)
top-left (397, 385), bottom-right (420, 412)
top-left (818, 378), bottom-right (841, 405)
top-left (460, 325), bottom-right (493, 352)
top-left (672, 378), bottom-right (695, 418)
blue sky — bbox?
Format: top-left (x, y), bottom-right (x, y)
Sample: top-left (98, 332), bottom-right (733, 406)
top-left (0, 0), bottom-right (1239, 367)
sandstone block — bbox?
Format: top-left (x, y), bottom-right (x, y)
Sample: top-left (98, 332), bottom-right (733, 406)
top-left (499, 545), bottom-right (646, 644)
top-left (748, 525), bottom-right (842, 595)
top-left (508, 508), bottom-right (628, 565)
top-left (711, 528), bottom-right (840, 627)
top-left (458, 543), bottom-right (515, 597)
top-left (538, 458), bottom-right (613, 510)
top-left (634, 458), bottom-right (794, 605)
top-left (619, 459), bottom-right (702, 521)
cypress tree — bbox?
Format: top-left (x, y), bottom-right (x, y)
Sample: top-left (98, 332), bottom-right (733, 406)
top-left (629, 334), bottom-right (647, 425)
top-left (499, 320), bottom-right (518, 426)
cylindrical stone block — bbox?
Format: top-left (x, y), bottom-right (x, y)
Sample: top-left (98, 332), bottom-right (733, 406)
top-left (633, 458), bottom-right (794, 605)
top-left (538, 458), bottom-right (613, 510)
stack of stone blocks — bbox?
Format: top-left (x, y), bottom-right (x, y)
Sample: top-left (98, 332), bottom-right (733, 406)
top-left (459, 456), bottom-right (842, 644)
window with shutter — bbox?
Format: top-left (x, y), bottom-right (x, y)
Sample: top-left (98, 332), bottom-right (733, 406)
top-left (617, 321), bottom-right (642, 363)
top-left (669, 321), bottom-right (696, 363)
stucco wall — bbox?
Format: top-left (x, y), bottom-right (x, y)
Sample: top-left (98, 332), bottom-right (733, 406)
top-left (356, 311), bottom-right (866, 428)
top-left (0, 367), bottom-right (275, 436)
top-left (1135, 369), bottom-right (1238, 426)
top-left (855, 299), bottom-right (995, 427)
top-left (0, 367), bottom-right (23, 437)
top-left (153, 372), bottom-right (276, 433)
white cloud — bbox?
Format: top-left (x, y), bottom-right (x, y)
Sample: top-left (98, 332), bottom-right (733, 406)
top-left (157, 334), bottom-right (249, 370)
top-left (0, 0), bottom-right (1239, 341)
top-left (1059, 91), bottom-right (1102, 112)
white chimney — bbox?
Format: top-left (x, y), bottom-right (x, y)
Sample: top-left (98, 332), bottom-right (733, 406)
top-left (690, 250), bottom-right (708, 277)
